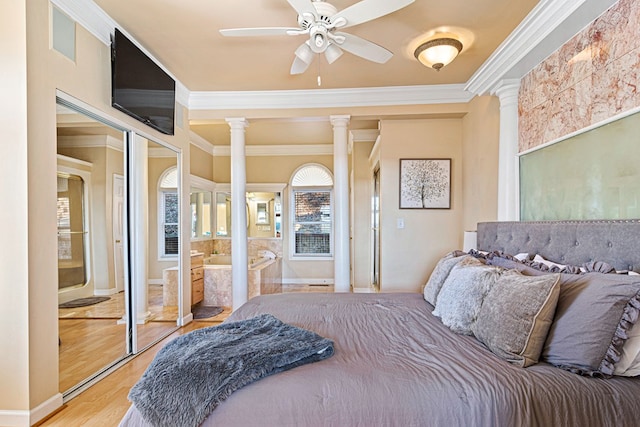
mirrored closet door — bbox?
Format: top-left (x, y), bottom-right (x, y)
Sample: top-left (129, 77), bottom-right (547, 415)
top-left (56, 98), bottom-right (181, 396)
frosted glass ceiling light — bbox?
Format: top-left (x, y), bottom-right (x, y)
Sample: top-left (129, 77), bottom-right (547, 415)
top-left (414, 38), bottom-right (463, 71)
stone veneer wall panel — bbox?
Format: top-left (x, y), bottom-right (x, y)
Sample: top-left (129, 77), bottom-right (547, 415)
top-left (519, 0), bottom-right (640, 152)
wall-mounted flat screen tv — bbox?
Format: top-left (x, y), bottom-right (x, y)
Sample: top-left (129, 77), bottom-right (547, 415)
top-left (111, 28), bottom-right (175, 135)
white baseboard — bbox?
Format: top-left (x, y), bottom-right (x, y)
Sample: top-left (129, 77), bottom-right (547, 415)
top-left (282, 278), bottom-right (334, 285)
top-left (353, 287), bottom-right (375, 293)
top-left (0, 393), bottom-right (63, 426)
top-left (180, 312), bottom-right (194, 326)
top-left (148, 279), bottom-right (163, 286)
top-left (93, 288), bottom-right (119, 296)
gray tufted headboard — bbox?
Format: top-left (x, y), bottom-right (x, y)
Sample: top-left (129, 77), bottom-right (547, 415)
top-left (477, 220), bottom-right (640, 273)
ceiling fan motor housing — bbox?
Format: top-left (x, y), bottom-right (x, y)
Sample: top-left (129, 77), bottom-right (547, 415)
top-left (298, 1), bottom-right (338, 29)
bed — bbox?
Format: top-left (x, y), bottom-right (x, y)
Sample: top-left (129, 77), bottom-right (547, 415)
top-left (120, 220), bottom-right (640, 427)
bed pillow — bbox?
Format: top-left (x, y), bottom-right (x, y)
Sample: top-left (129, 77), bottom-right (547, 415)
top-left (615, 320), bottom-right (640, 376)
top-left (432, 257), bottom-right (502, 335)
top-left (423, 251), bottom-right (471, 306)
top-left (472, 270), bottom-right (560, 367)
top-left (540, 272), bottom-right (640, 376)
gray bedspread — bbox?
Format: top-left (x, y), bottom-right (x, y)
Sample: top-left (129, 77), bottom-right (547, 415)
top-left (127, 313), bottom-right (333, 427)
top-left (120, 292), bottom-right (640, 427)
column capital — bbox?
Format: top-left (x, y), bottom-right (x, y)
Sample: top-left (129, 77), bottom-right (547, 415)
top-left (225, 117), bottom-right (249, 130)
top-left (491, 79), bottom-right (520, 109)
top-left (330, 115), bottom-right (350, 127)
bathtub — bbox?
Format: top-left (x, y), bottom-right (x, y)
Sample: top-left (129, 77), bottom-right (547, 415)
top-left (202, 255), bottom-right (282, 307)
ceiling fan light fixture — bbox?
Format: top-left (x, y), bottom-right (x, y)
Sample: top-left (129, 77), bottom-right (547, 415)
top-left (325, 43), bottom-right (343, 64)
top-left (414, 37), bottom-right (462, 71)
top-left (295, 42), bottom-right (315, 64)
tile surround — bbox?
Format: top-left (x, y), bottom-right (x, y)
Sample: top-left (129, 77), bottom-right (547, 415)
top-left (519, 0), bottom-right (640, 151)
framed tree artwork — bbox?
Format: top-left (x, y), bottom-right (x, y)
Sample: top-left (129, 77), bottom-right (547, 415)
top-left (399, 158), bottom-right (451, 209)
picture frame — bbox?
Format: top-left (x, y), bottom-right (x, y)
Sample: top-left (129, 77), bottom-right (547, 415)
top-left (399, 158), bottom-right (451, 209)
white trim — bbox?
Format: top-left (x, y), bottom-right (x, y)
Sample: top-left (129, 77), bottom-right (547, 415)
top-left (189, 84), bottom-right (472, 110)
top-left (518, 105), bottom-right (640, 157)
top-left (56, 153), bottom-right (92, 168)
top-left (0, 393), bottom-right (63, 426)
top-left (93, 287), bottom-right (119, 296)
top-left (148, 278), bottom-right (164, 285)
top-left (282, 278), bottom-right (335, 285)
top-left (189, 131), bottom-right (215, 155)
top-left (212, 144), bottom-right (333, 157)
top-left (353, 287), bottom-right (375, 293)
top-left (466, 0), bottom-right (586, 95)
top-left (466, 0), bottom-right (618, 95)
top-left (57, 134), bottom-right (124, 152)
top-left (350, 129), bottom-right (380, 143)
top-left (180, 312), bottom-right (194, 327)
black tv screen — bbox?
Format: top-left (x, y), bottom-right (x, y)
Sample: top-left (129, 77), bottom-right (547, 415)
top-left (111, 28), bottom-right (175, 135)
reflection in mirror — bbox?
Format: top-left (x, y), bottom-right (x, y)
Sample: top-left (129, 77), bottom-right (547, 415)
top-left (215, 186), bottom-right (284, 239)
top-left (191, 176), bottom-right (215, 240)
top-left (216, 192), bottom-right (232, 237)
top-left (56, 101), bottom-right (128, 394)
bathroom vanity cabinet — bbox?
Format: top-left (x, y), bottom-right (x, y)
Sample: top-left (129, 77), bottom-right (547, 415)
top-left (162, 252), bottom-right (205, 306)
top-left (190, 253), bottom-right (204, 305)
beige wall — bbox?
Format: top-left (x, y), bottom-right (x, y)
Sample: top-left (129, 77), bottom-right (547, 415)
top-left (1, 0), bottom-right (30, 413)
top-left (190, 144), bottom-right (214, 181)
top-left (1, 0), bottom-right (191, 419)
top-left (461, 95), bottom-right (500, 231)
top-left (351, 140), bottom-right (376, 290)
top-left (378, 119), bottom-right (464, 293)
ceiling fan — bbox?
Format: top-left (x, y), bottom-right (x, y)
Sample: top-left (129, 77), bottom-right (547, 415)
top-left (219, 0), bottom-right (415, 76)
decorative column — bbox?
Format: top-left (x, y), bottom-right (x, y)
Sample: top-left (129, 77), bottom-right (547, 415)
top-left (227, 118), bottom-right (249, 310)
top-left (130, 133), bottom-right (151, 324)
top-left (492, 79), bottom-right (521, 221)
top-left (330, 115), bottom-right (351, 292)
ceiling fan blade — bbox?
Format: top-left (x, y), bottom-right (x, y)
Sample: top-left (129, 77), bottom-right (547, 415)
top-left (286, 0), bottom-right (318, 19)
top-left (290, 56), bottom-right (312, 75)
top-left (219, 27), bottom-right (300, 37)
top-left (334, 32), bottom-right (393, 63)
top-left (332, 0), bottom-right (415, 29)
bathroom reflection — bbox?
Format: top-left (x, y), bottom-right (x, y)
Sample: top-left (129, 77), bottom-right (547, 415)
top-left (215, 190), bottom-right (283, 239)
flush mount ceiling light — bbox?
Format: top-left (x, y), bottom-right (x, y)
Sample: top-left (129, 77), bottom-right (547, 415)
top-left (414, 37), bottom-right (463, 71)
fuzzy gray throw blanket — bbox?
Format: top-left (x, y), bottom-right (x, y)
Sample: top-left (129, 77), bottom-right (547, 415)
top-left (128, 313), bottom-right (334, 427)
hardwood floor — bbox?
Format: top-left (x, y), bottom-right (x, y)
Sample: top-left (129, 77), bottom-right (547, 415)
top-left (44, 284), bottom-right (332, 426)
top-left (58, 285), bottom-right (228, 393)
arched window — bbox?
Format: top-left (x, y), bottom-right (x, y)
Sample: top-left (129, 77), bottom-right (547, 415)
top-left (290, 164), bottom-right (334, 258)
top-left (159, 167), bottom-right (178, 257)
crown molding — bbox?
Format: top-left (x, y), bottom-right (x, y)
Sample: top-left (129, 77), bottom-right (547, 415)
top-left (465, 0), bottom-right (617, 95)
top-left (350, 129), bottom-right (380, 142)
top-left (212, 144), bottom-right (333, 157)
top-left (57, 134), bottom-right (124, 151)
top-left (189, 84), bottom-right (473, 110)
top-left (189, 130), bottom-right (214, 155)
top-left (465, 0), bottom-right (585, 95)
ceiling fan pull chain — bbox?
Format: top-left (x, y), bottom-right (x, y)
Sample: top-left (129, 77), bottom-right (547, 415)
top-left (317, 53), bottom-right (322, 86)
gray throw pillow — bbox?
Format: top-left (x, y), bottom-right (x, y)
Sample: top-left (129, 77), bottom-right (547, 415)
top-left (423, 252), bottom-right (471, 306)
top-left (540, 272), bottom-right (640, 376)
top-left (472, 270), bottom-right (560, 367)
top-left (432, 257), bottom-right (502, 335)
